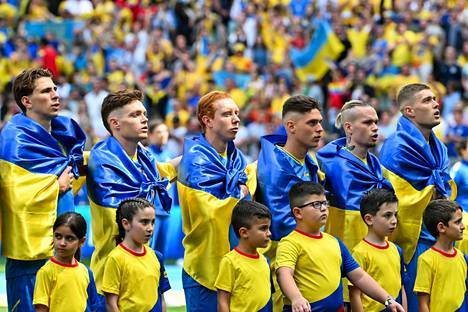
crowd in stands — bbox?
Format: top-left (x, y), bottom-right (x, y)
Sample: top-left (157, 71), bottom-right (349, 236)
top-left (0, 0), bottom-right (466, 161)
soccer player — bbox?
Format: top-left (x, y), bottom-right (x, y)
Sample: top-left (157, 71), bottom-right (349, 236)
top-left (87, 90), bottom-right (177, 297)
top-left (0, 68), bottom-right (86, 311)
top-left (380, 83), bottom-right (456, 311)
top-left (178, 91), bottom-right (254, 311)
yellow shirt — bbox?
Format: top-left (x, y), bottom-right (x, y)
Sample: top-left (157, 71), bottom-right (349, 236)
top-left (414, 247), bottom-right (467, 312)
top-left (350, 240), bottom-right (404, 311)
top-left (347, 28), bottom-right (370, 59)
top-left (101, 244), bottom-right (161, 311)
top-left (215, 248), bottom-right (272, 312)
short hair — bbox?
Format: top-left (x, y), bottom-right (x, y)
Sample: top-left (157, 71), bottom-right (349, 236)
top-left (335, 99), bottom-right (372, 129)
top-left (197, 91), bottom-right (231, 131)
top-left (282, 95), bottom-right (321, 119)
top-left (397, 83), bottom-right (430, 112)
top-left (148, 118), bottom-right (166, 133)
top-left (456, 139), bottom-right (467, 155)
top-left (423, 199), bottom-right (462, 238)
top-left (101, 89), bottom-right (143, 134)
top-left (360, 188), bottom-right (398, 221)
top-left (231, 200), bottom-right (272, 238)
top-left (288, 181), bottom-right (326, 214)
top-left (13, 68), bottom-right (53, 113)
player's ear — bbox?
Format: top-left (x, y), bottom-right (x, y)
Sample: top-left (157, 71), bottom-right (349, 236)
top-left (436, 221), bottom-right (446, 234)
top-left (122, 218), bottom-right (130, 231)
top-left (292, 207), bottom-right (302, 219)
top-left (79, 236), bottom-right (86, 248)
top-left (363, 213), bottom-right (373, 226)
top-left (239, 227), bottom-right (248, 238)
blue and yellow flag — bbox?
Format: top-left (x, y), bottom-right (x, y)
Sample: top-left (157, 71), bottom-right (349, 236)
top-left (257, 135), bottom-right (320, 242)
top-left (380, 116), bottom-right (456, 263)
top-left (178, 134), bottom-right (253, 290)
top-left (87, 136), bottom-right (172, 292)
top-left (317, 137), bottom-right (393, 251)
top-left (0, 114), bottom-right (86, 260)
top-left (290, 20), bottom-right (344, 81)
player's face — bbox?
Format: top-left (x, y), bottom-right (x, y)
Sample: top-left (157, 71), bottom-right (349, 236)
top-left (295, 194), bottom-right (329, 231)
top-left (443, 209), bottom-right (464, 241)
top-left (53, 225), bottom-right (84, 263)
top-left (244, 217), bottom-right (271, 249)
top-left (126, 207), bottom-right (155, 246)
top-left (348, 106), bottom-right (379, 149)
top-left (411, 89), bottom-right (441, 130)
top-left (368, 202), bottom-right (398, 238)
top-left (24, 77), bottom-right (60, 122)
top-left (293, 109), bottom-right (324, 149)
top-left (149, 123), bottom-right (169, 146)
top-left (205, 98), bottom-right (240, 142)
top-left (113, 100), bottom-right (148, 142)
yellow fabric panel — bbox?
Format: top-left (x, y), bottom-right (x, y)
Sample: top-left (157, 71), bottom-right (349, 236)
top-left (178, 182), bottom-right (240, 290)
top-left (0, 160), bottom-right (58, 260)
top-left (89, 199), bottom-right (118, 294)
top-left (383, 168), bottom-right (434, 263)
top-left (73, 151), bottom-right (90, 196)
top-left (156, 162), bottom-right (177, 182)
top-left (325, 206), bottom-right (367, 252)
top-left (245, 161), bottom-right (258, 197)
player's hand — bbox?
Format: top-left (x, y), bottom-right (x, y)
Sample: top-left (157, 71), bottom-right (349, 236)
top-left (291, 296), bottom-right (311, 312)
top-left (58, 166), bottom-right (74, 193)
top-left (240, 184), bottom-right (249, 199)
top-left (387, 301), bottom-right (405, 312)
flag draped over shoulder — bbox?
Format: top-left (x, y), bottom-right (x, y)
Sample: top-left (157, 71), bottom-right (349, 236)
top-left (317, 137), bottom-right (393, 250)
top-left (257, 135), bottom-right (320, 242)
top-left (380, 116), bottom-right (456, 262)
top-left (178, 134), bottom-right (252, 290)
top-left (87, 136), bottom-right (171, 210)
top-left (290, 20), bottom-right (344, 82)
top-left (0, 114), bottom-right (86, 260)
top-left (87, 136), bottom-right (171, 292)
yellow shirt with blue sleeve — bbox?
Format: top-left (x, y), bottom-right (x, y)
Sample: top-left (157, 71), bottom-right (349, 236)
top-left (276, 230), bottom-right (359, 310)
top-left (33, 258), bottom-right (101, 311)
top-left (414, 247), bottom-right (468, 312)
top-left (350, 239), bottom-right (405, 311)
top-left (101, 244), bottom-right (171, 312)
top-left (215, 248), bottom-right (273, 312)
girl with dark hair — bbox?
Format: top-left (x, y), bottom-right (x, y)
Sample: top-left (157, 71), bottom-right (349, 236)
top-left (33, 212), bottom-right (102, 312)
top-left (101, 198), bottom-right (171, 312)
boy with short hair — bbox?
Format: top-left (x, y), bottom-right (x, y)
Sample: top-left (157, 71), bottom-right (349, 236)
top-left (414, 200), bottom-right (468, 312)
top-left (349, 188), bottom-right (407, 312)
top-left (215, 200), bottom-right (273, 312)
top-left (276, 181), bottom-right (404, 312)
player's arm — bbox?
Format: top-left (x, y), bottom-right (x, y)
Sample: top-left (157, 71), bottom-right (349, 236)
top-left (347, 268), bottom-right (405, 312)
top-left (34, 304), bottom-right (49, 312)
top-left (276, 267), bottom-right (311, 312)
top-left (401, 285), bottom-right (407, 311)
top-left (417, 293), bottom-right (430, 312)
top-left (217, 289), bottom-right (231, 312)
top-left (161, 294), bottom-right (167, 312)
top-left (349, 285), bottom-right (364, 312)
top-left (104, 293), bottom-right (120, 312)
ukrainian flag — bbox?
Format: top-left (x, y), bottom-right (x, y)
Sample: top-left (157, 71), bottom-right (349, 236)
top-left (178, 134), bottom-right (256, 290)
top-left (87, 136), bottom-right (172, 292)
top-left (317, 137), bottom-right (393, 251)
top-left (380, 116), bottom-right (457, 263)
top-left (0, 114), bottom-right (86, 260)
top-left (290, 20), bottom-right (344, 81)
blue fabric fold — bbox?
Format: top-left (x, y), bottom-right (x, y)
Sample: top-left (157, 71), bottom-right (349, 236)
top-left (0, 113), bottom-right (85, 177)
top-left (380, 116), bottom-right (452, 197)
top-left (87, 136), bottom-right (171, 211)
top-left (178, 134), bottom-right (247, 200)
top-left (256, 135), bottom-right (319, 241)
top-left (317, 137), bottom-right (393, 211)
